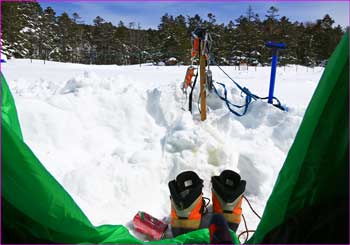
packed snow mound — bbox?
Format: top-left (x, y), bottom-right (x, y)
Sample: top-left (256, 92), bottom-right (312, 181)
top-left (2, 59), bottom-right (323, 241)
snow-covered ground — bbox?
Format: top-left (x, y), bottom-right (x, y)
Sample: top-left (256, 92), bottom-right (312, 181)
top-left (2, 59), bottom-right (323, 242)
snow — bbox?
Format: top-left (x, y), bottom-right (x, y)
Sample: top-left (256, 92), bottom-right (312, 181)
top-left (2, 59), bottom-right (323, 242)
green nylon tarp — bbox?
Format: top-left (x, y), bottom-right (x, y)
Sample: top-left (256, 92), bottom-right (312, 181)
top-left (1, 32), bottom-right (348, 244)
top-left (248, 32), bottom-right (349, 243)
top-left (1, 75), bottom-right (239, 244)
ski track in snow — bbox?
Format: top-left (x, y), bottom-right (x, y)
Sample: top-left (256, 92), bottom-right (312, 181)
top-left (2, 59), bottom-right (323, 242)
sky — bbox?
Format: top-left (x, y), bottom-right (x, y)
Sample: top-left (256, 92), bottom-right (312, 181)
top-left (39, 1), bottom-right (349, 29)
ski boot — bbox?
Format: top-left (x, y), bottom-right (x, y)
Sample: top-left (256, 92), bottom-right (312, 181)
top-left (211, 170), bottom-right (246, 232)
top-left (168, 171), bottom-right (204, 236)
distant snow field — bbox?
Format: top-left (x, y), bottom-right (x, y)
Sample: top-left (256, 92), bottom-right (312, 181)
top-left (2, 59), bottom-right (323, 241)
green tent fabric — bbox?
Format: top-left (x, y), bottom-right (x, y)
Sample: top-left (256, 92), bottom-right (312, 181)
top-left (248, 32), bottom-right (349, 243)
top-left (1, 73), bottom-right (239, 244)
top-left (1, 73), bottom-right (23, 140)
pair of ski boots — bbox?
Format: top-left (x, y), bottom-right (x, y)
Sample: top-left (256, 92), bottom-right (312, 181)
top-left (168, 170), bottom-right (246, 237)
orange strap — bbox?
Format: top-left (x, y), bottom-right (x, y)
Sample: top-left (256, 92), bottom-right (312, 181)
top-left (191, 38), bottom-right (200, 57)
top-left (183, 67), bottom-right (195, 89)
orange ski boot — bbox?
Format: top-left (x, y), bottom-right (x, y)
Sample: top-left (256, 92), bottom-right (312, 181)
top-left (168, 171), bottom-right (204, 236)
top-left (211, 170), bottom-right (246, 232)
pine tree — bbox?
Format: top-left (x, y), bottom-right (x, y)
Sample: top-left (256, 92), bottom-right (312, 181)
top-left (69, 12), bottom-right (86, 63)
top-left (234, 6), bottom-right (262, 66)
top-left (56, 12), bottom-right (76, 62)
top-left (1, 2), bottom-right (43, 58)
top-left (41, 7), bottom-right (58, 61)
top-left (1, 2), bottom-right (27, 57)
top-left (263, 6), bottom-right (280, 42)
top-left (313, 15), bottom-right (340, 62)
top-left (1, 3), bottom-right (345, 66)
top-left (158, 14), bottom-right (179, 61)
top-left (21, 2), bottom-right (44, 59)
top-left (277, 16), bottom-right (294, 65)
top-left (173, 15), bottom-right (191, 63)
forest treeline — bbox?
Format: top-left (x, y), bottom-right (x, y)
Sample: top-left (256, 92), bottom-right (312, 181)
top-left (1, 2), bottom-right (346, 66)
